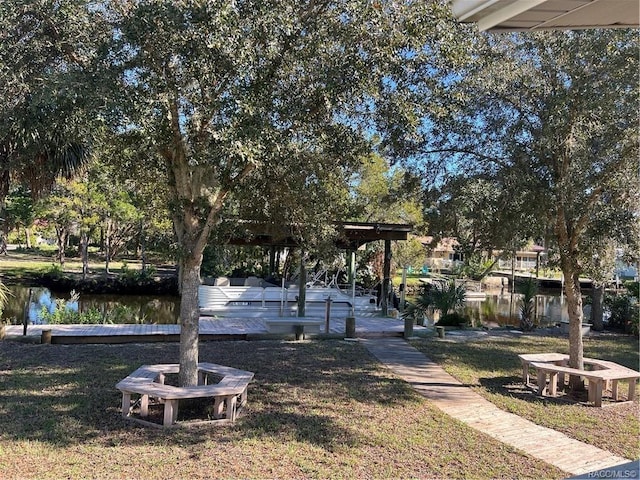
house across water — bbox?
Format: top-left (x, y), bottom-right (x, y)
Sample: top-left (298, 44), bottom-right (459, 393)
top-left (417, 236), bottom-right (546, 274)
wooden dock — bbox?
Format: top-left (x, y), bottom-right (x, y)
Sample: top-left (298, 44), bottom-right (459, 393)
top-left (3, 316), bottom-right (422, 343)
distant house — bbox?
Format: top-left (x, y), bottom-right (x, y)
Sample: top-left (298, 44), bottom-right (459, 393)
top-left (417, 236), bottom-right (463, 272)
top-left (614, 248), bottom-right (639, 280)
top-left (497, 245), bottom-right (546, 272)
top-left (417, 236), bottom-right (546, 273)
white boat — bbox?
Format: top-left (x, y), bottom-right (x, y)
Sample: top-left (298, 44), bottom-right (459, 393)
top-left (198, 279), bottom-right (379, 318)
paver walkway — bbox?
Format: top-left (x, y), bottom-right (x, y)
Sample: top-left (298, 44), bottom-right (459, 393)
top-left (361, 337), bottom-right (632, 477)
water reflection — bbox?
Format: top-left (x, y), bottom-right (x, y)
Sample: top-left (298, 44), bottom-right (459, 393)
top-left (464, 291), bottom-right (569, 328)
top-left (2, 285), bottom-right (180, 325)
top-left (3, 285), bottom-right (571, 328)
top-left (406, 290), bottom-right (570, 328)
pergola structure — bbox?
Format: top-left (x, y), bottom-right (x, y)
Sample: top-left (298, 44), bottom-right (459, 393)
top-left (222, 221), bottom-right (413, 315)
top-left (451, 0), bottom-right (639, 32)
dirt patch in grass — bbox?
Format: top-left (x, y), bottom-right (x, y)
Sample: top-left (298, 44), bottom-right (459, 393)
top-left (0, 339), bottom-right (564, 479)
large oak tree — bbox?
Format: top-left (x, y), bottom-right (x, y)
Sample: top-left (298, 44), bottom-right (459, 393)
top-left (421, 30), bottom-right (639, 376)
top-left (102, 0), bottom-right (470, 385)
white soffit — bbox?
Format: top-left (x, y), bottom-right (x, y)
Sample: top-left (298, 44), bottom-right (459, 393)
top-left (451, 0), bottom-right (640, 31)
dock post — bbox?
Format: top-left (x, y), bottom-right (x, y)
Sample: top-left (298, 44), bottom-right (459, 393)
top-left (41, 329), bottom-right (52, 344)
top-left (325, 298), bottom-right (332, 333)
top-left (23, 288), bottom-right (32, 336)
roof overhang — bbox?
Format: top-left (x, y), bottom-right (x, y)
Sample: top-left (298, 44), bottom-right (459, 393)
top-left (222, 221), bottom-right (413, 250)
top-left (336, 222), bottom-right (413, 249)
top-left (451, 0), bottom-right (639, 32)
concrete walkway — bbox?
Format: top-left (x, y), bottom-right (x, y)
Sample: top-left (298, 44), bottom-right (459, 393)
top-left (360, 337), bottom-right (632, 477)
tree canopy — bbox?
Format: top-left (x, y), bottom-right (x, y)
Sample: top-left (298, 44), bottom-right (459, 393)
top-left (97, 0), bottom-right (472, 385)
top-left (420, 29), bottom-right (639, 371)
top-left (0, 1), bottom-right (108, 217)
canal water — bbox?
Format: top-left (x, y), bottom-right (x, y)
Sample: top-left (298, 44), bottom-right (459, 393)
top-left (461, 290), bottom-right (570, 328)
top-left (1, 285), bottom-right (180, 325)
top-left (2, 284), bottom-right (570, 328)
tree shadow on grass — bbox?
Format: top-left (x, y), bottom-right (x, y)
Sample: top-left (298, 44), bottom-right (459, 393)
top-left (0, 338), bottom-right (420, 449)
top-left (478, 375), bottom-right (591, 407)
top-left (241, 411), bottom-right (360, 452)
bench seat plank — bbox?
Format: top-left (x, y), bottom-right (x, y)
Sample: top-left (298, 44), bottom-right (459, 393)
top-left (518, 353), bottom-right (569, 384)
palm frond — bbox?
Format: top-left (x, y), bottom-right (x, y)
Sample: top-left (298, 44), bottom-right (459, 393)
top-left (431, 279), bottom-right (466, 315)
top-left (0, 281), bottom-right (12, 315)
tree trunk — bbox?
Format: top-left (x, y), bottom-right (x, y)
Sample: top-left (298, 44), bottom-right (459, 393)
top-left (140, 225), bottom-right (147, 272)
top-left (381, 239), bottom-right (391, 316)
top-left (591, 282), bottom-right (604, 331)
top-left (0, 167), bottom-right (9, 237)
top-left (269, 246), bottom-right (276, 276)
top-left (298, 253), bottom-right (306, 317)
top-left (105, 219), bottom-right (111, 274)
top-left (56, 227), bottom-right (67, 265)
top-left (555, 197), bottom-right (586, 391)
top-left (81, 231), bottom-right (89, 280)
top-left (562, 260), bottom-right (585, 390)
top-left (282, 248), bottom-right (293, 280)
top-left (178, 257), bottom-right (202, 387)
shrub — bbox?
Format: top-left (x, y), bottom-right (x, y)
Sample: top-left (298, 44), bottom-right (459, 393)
top-left (462, 255), bottom-right (495, 281)
top-left (436, 312), bottom-right (469, 327)
top-left (103, 305), bottom-right (147, 324)
top-left (403, 279), bottom-right (467, 326)
top-left (624, 280), bottom-right (639, 299)
top-left (0, 281), bottom-right (10, 316)
top-left (119, 262), bottom-right (157, 285)
top-left (39, 305), bottom-right (105, 325)
top-left (605, 294), bottom-right (636, 332)
top-left (629, 310), bottom-right (639, 337)
top-left (402, 285), bottom-right (433, 326)
top-left (431, 279), bottom-right (466, 315)
top-left (37, 290), bottom-right (146, 325)
top-left (44, 263), bottom-right (64, 278)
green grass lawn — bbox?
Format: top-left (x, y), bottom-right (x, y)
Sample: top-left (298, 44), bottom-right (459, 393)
top-left (0, 249), bottom-right (145, 276)
top-left (0, 339), bottom-right (566, 480)
top-left (411, 334), bottom-right (640, 460)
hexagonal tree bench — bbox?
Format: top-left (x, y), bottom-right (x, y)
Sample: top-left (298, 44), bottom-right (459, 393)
top-left (116, 363), bottom-right (254, 427)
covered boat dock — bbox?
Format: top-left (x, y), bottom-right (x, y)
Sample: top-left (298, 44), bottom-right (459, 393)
top-left (219, 221), bottom-right (413, 316)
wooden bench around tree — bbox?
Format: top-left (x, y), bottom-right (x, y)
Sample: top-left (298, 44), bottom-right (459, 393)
top-left (526, 360), bottom-right (639, 407)
top-left (518, 353), bottom-right (569, 385)
top-left (116, 363), bottom-right (254, 427)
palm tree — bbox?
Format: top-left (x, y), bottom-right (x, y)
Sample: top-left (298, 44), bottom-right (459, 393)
top-left (0, 130), bottom-right (88, 235)
top-left (519, 277), bottom-right (538, 331)
top-left (402, 284), bottom-right (434, 326)
top-left (403, 279), bottom-right (467, 325)
top-left (1, 126), bottom-right (87, 195)
top-left (431, 279), bottom-right (467, 317)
